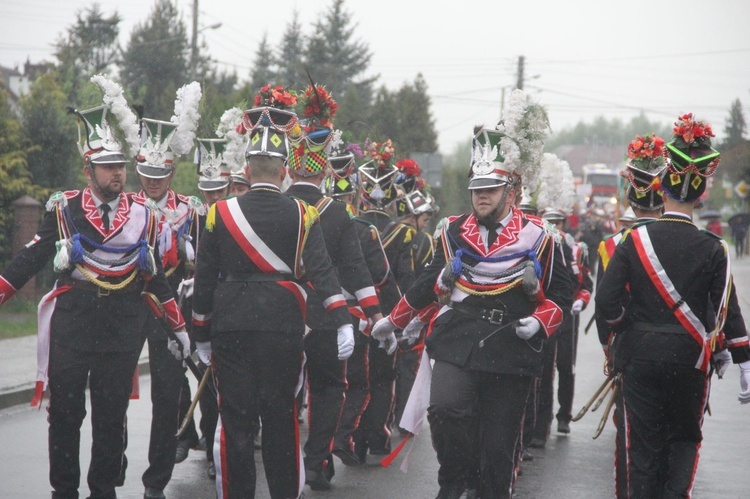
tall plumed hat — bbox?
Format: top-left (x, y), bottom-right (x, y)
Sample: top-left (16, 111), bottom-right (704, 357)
top-left (216, 107), bottom-right (250, 187)
top-left (536, 153), bottom-right (576, 217)
top-left (325, 138), bottom-right (363, 198)
top-left (288, 83), bottom-right (338, 177)
top-left (394, 159), bottom-right (423, 195)
top-left (240, 84), bottom-right (298, 160)
top-left (360, 139), bottom-right (399, 210)
top-left (195, 138), bottom-right (231, 191)
top-left (394, 159), bottom-right (429, 217)
top-left (70, 74), bottom-right (140, 165)
top-left (469, 89), bottom-right (550, 191)
top-left (662, 113), bottom-right (720, 202)
top-left (136, 82), bottom-right (202, 179)
top-left (620, 134), bottom-right (666, 210)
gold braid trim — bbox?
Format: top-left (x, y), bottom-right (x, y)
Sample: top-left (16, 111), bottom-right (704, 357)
top-left (74, 264), bottom-right (140, 290)
top-left (454, 277), bottom-right (523, 296)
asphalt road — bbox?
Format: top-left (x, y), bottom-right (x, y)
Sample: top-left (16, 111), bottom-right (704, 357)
top-left (1, 258), bottom-right (749, 498)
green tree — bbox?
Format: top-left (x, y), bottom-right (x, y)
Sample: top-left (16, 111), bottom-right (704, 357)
top-left (19, 73), bottom-right (80, 190)
top-left (432, 141), bottom-right (471, 218)
top-left (393, 74), bottom-right (438, 156)
top-left (0, 85), bottom-right (48, 268)
top-left (120, 0), bottom-right (189, 119)
top-left (276, 12), bottom-right (306, 89)
top-left (366, 86), bottom-right (399, 143)
top-left (54, 3), bottom-right (121, 103)
top-left (304, 0), bottom-right (376, 98)
top-left (545, 112), bottom-right (671, 150)
top-left (723, 98), bottom-right (747, 149)
top-left (248, 33), bottom-right (278, 92)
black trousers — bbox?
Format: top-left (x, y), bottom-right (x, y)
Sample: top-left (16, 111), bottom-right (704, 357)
top-left (353, 336), bottom-right (396, 456)
top-left (48, 342), bottom-right (140, 499)
top-left (333, 329), bottom-right (370, 453)
top-left (534, 325), bottom-right (576, 441)
top-left (618, 360), bottom-right (709, 498)
top-left (428, 360), bottom-right (533, 499)
top-left (212, 331), bottom-right (304, 499)
top-left (303, 329), bottom-right (346, 473)
top-left (141, 316), bottom-right (187, 490)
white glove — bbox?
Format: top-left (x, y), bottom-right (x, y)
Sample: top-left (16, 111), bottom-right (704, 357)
top-left (177, 278), bottom-right (194, 300)
top-left (713, 349), bottom-right (731, 378)
top-left (337, 324), bottom-right (355, 360)
top-left (739, 360), bottom-right (750, 404)
top-left (571, 299), bottom-right (585, 315)
top-left (168, 330), bottom-right (191, 361)
top-left (196, 341), bottom-right (212, 366)
top-left (371, 317), bottom-right (398, 355)
top-left (402, 317), bottom-right (426, 345)
top-left (516, 317), bottom-right (541, 341)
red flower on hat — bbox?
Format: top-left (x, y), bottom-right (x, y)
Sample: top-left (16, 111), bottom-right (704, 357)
top-left (299, 85), bottom-right (338, 129)
top-left (367, 139), bottom-right (396, 169)
top-left (673, 113), bottom-right (714, 146)
top-left (396, 158), bottom-right (421, 177)
top-left (627, 134), bottom-right (665, 160)
top-left (254, 84), bottom-right (297, 110)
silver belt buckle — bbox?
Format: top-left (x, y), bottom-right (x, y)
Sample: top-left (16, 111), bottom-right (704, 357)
top-left (488, 308), bottom-right (504, 325)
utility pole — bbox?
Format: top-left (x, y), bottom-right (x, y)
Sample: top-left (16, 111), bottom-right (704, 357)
top-left (190, 0), bottom-right (198, 80)
top-left (516, 55), bottom-right (525, 90)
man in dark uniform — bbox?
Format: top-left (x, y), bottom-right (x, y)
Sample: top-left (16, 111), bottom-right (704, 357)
top-left (354, 139), bottom-right (415, 459)
top-left (596, 115), bottom-right (750, 498)
top-left (0, 78), bottom-right (188, 499)
top-left (284, 86), bottom-right (381, 489)
top-left (373, 111), bottom-right (573, 498)
top-left (392, 169), bottom-right (436, 433)
top-left (133, 104), bottom-right (204, 499)
top-left (191, 95), bottom-right (353, 499)
top-left (323, 147), bottom-right (403, 467)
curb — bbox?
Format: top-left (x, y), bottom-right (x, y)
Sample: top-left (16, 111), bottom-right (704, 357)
top-left (0, 357), bottom-right (152, 411)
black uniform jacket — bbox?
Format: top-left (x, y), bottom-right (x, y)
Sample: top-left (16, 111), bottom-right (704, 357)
top-left (351, 216), bottom-right (402, 315)
top-left (285, 184), bottom-right (380, 328)
top-left (0, 189), bottom-right (178, 351)
top-left (596, 215), bottom-right (750, 367)
top-left (192, 185), bottom-right (350, 342)
top-left (402, 210), bottom-right (573, 376)
top-left (359, 209), bottom-right (416, 293)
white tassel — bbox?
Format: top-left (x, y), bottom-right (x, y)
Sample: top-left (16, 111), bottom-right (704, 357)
top-left (53, 239), bottom-right (71, 272)
top-left (521, 260), bottom-right (540, 297)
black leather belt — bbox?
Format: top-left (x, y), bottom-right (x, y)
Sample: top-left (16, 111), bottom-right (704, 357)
top-left (630, 322), bottom-right (688, 334)
top-left (451, 301), bottom-right (507, 326)
top-left (220, 272), bottom-right (296, 283)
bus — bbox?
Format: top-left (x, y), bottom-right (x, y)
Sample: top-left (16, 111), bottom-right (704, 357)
top-left (580, 163), bottom-right (621, 206)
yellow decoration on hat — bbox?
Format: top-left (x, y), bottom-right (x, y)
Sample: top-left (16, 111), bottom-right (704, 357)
top-left (691, 176), bottom-right (703, 189)
top-left (670, 173), bottom-right (682, 185)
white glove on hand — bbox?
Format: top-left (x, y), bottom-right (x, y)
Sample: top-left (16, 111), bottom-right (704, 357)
top-left (571, 299), bottom-right (585, 315)
top-left (403, 317), bottom-right (426, 345)
top-left (168, 330), bottom-right (191, 361)
top-left (738, 360), bottom-right (750, 404)
top-left (516, 317), bottom-right (541, 341)
top-left (196, 341), bottom-right (212, 366)
top-left (371, 317), bottom-right (398, 355)
top-left (713, 349), bottom-right (731, 378)
top-left (177, 278), bottom-right (194, 300)
top-left (337, 324), bottom-right (355, 360)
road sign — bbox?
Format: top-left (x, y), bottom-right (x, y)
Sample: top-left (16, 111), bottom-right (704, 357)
top-left (735, 180), bottom-right (749, 199)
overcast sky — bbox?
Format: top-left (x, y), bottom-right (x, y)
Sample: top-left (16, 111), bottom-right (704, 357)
top-left (2, 0), bottom-right (749, 155)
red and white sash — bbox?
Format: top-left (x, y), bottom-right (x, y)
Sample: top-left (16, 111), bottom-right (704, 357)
top-left (630, 226), bottom-right (711, 371)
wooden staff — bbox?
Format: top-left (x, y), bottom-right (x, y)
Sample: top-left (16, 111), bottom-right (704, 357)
top-left (572, 376), bottom-right (614, 422)
top-left (176, 366), bottom-right (212, 438)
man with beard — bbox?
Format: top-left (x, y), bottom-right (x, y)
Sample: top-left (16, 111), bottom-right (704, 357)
top-left (0, 77), bottom-right (188, 499)
top-left (373, 109), bottom-right (573, 498)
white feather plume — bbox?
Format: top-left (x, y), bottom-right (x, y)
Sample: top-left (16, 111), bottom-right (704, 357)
top-left (497, 89), bottom-right (550, 191)
top-left (536, 153), bottom-right (576, 214)
top-left (90, 74), bottom-right (140, 156)
top-left (216, 107), bottom-right (246, 171)
top-left (170, 82), bottom-right (202, 156)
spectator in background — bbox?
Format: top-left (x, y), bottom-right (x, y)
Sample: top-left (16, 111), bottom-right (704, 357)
top-left (732, 224), bottom-right (747, 258)
top-left (706, 217), bottom-right (723, 237)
